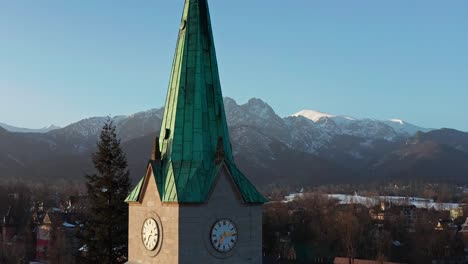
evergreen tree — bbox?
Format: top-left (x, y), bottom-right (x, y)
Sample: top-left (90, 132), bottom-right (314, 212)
top-left (81, 118), bottom-right (130, 263)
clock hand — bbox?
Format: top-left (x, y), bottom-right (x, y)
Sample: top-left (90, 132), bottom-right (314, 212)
top-left (219, 231), bottom-right (227, 244)
top-left (226, 231), bottom-right (237, 237)
top-left (220, 231), bottom-right (237, 245)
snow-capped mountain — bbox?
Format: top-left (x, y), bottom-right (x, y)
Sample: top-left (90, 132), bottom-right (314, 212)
top-left (293, 109), bottom-right (431, 138)
top-left (224, 99), bottom-right (431, 155)
top-left (0, 97), bottom-right (467, 186)
top-left (0, 98), bottom-right (433, 156)
top-left (292, 110), bottom-right (355, 123)
top-left (0, 122), bottom-right (60, 133)
top-left (0, 100), bottom-right (431, 142)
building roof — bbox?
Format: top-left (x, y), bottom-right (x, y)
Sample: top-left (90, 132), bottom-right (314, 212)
top-left (334, 258), bottom-right (405, 264)
top-left (126, 0), bottom-right (266, 204)
top-left (461, 217), bottom-right (468, 232)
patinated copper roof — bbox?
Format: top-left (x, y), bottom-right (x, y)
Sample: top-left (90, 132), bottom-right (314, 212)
top-left (126, 0), bottom-right (266, 204)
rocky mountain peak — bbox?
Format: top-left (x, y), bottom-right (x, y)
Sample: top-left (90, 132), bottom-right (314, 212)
top-left (0, 97), bottom-right (467, 185)
top-left (244, 98), bottom-right (278, 120)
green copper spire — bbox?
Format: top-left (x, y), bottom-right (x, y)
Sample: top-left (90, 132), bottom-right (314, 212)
top-left (126, 0), bottom-right (266, 204)
top-left (159, 0), bottom-right (232, 168)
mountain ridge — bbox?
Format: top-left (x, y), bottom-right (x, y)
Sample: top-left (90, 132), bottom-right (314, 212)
top-left (0, 97), bottom-right (467, 187)
top-left (0, 122), bottom-right (60, 133)
top-left (292, 109), bottom-right (432, 136)
top-left (1, 97), bottom-right (434, 136)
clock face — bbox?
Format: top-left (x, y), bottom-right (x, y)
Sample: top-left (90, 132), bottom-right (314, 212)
top-left (142, 218), bottom-right (159, 251)
top-left (210, 219), bottom-right (238, 253)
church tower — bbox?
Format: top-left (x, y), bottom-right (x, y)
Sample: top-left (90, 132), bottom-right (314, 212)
top-left (125, 0), bottom-right (267, 263)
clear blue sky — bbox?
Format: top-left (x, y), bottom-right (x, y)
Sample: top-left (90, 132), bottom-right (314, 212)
top-left (1, 0), bottom-right (467, 131)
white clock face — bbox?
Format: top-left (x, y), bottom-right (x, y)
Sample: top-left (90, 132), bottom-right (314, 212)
top-left (210, 219), bottom-right (238, 253)
top-left (142, 218), bottom-right (159, 251)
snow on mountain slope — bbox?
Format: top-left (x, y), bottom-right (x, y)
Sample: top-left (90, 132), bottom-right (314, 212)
top-left (291, 111), bottom-right (397, 140)
top-left (51, 117), bottom-right (110, 138)
top-left (1, 98), bottom-right (433, 159)
top-left (293, 109), bottom-right (431, 137)
top-left (117, 108), bottom-right (164, 142)
top-left (48, 109), bottom-right (164, 143)
top-left (2, 97), bottom-right (467, 185)
top-left (284, 116), bottom-right (332, 153)
top-left (0, 122), bottom-right (60, 133)
top-left (224, 98), bottom-right (290, 141)
top-left (383, 119), bottom-right (431, 135)
top-left (292, 110), bottom-right (355, 123)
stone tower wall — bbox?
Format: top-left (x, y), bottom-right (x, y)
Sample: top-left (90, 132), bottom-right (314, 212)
top-left (178, 168), bottom-right (263, 264)
top-left (128, 167), bottom-right (263, 264)
top-left (128, 169), bottom-right (180, 264)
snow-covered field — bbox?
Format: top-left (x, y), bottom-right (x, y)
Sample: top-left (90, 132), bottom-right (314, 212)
top-left (285, 193), bottom-right (463, 211)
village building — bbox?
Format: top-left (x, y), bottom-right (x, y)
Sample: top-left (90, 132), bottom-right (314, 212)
top-left (434, 218), bottom-right (458, 231)
top-left (461, 217), bottom-right (468, 233)
top-left (29, 195), bottom-right (87, 263)
top-left (451, 205), bottom-right (468, 220)
top-left (35, 209), bottom-right (82, 263)
top-left (125, 0), bottom-right (267, 263)
top-left (333, 257), bottom-right (405, 264)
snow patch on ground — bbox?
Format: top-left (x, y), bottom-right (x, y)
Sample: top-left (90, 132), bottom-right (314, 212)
top-left (285, 193), bottom-right (463, 211)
